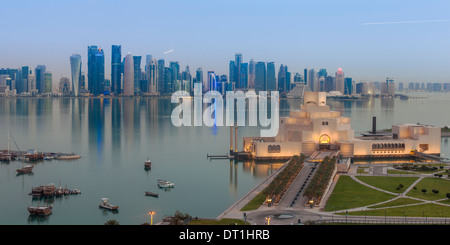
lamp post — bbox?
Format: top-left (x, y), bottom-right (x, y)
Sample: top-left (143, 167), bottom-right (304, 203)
top-left (149, 211), bottom-right (155, 225)
top-left (265, 217), bottom-right (271, 225)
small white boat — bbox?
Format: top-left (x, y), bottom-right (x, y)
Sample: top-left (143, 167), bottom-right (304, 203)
top-left (72, 188), bottom-right (82, 194)
top-left (99, 198), bottom-right (119, 210)
top-left (144, 158), bottom-right (151, 169)
top-left (157, 180), bottom-right (175, 188)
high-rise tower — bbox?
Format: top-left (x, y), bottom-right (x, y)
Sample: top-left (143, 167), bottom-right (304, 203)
top-left (70, 54), bottom-right (82, 96)
top-left (111, 45), bottom-right (122, 95)
top-left (88, 46), bottom-right (105, 96)
top-left (123, 53), bottom-right (134, 96)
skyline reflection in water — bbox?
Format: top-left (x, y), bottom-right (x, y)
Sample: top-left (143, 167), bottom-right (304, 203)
top-left (0, 92), bottom-right (449, 224)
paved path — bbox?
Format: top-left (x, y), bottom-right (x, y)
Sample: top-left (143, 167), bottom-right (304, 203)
top-left (277, 163), bottom-right (316, 208)
top-left (219, 161), bottom-right (450, 225)
top-left (216, 159), bottom-right (291, 221)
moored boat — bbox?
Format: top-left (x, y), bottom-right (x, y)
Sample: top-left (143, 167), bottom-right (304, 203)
top-left (28, 204), bottom-right (53, 216)
top-left (145, 192), bottom-right (159, 198)
top-left (144, 158), bottom-right (151, 170)
top-left (99, 198), bottom-right (119, 210)
top-left (16, 164), bottom-right (33, 173)
top-left (157, 180), bottom-right (175, 188)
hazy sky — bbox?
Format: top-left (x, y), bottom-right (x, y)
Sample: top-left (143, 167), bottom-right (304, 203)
top-left (1, 0), bottom-right (449, 84)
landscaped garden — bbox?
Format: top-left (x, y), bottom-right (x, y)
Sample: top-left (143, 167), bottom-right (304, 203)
top-left (240, 155), bottom-right (305, 211)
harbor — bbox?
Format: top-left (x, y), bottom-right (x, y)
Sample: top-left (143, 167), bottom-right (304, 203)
top-left (0, 95), bottom-right (449, 225)
top-left (0, 150), bottom-right (81, 162)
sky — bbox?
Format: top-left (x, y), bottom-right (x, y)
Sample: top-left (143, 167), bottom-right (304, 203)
top-left (0, 0), bottom-right (449, 84)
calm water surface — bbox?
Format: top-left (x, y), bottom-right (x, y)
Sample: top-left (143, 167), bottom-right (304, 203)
top-left (0, 92), bottom-right (449, 225)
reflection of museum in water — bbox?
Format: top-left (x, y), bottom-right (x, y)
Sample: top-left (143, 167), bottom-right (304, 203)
top-left (243, 92), bottom-right (441, 163)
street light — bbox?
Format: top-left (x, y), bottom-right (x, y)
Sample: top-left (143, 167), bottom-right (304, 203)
top-left (265, 217), bottom-right (271, 225)
top-left (148, 211), bottom-right (156, 225)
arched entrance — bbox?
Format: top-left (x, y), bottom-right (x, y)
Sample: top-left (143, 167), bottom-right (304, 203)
top-left (319, 134), bottom-right (331, 150)
top-left (319, 134), bottom-right (330, 144)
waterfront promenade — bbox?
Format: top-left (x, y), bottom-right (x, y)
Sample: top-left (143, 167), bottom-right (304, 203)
top-left (218, 161), bottom-right (450, 225)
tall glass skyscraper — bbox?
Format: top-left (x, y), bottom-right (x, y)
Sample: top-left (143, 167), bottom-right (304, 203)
top-left (255, 62), bottom-right (266, 93)
top-left (239, 63), bottom-right (248, 89)
top-left (157, 59), bottom-right (165, 94)
top-left (266, 62), bottom-right (276, 92)
top-left (88, 46), bottom-right (105, 96)
top-left (111, 45), bottom-right (122, 95)
top-left (70, 54), bottom-right (82, 96)
top-left (248, 59), bottom-right (255, 89)
top-left (146, 58), bottom-right (158, 94)
top-left (235, 53), bottom-right (242, 88)
top-left (133, 56), bottom-right (142, 95)
top-left (35, 65), bottom-right (46, 94)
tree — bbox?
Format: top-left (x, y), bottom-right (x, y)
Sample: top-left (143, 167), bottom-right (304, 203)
top-left (421, 189), bottom-right (427, 194)
top-left (432, 189), bottom-right (439, 194)
top-left (104, 220), bottom-right (120, 225)
top-left (446, 193), bottom-right (450, 200)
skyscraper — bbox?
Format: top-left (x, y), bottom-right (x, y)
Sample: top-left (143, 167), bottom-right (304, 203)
top-left (35, 65), bottom-right (46, 94)
top-left (70, 54), bottom-right (82, 96)
top-left (335, 68), bottom-right (345, 94)
top-left (229, 60), bottom-right (235, 89)
top-left (255, 62), bottom-right (266, 93)
top-left (235, 53), bottom-right (242, 88)
top-left (248, 59), bottom-right (255, 90)
top-left (133, 56), bottom-right (142, 95)
top-left (308, 69), bottom-right (315, 92)
top-left (278, 64), bottom-right (290, 93)
top-left (146, 58), bottom-right (158, 94)
top-left (88, 46), bottom-right (105, 96)
top-left (123, 53), bottom-right (134, 96)
top-left (111, 45), bottom-right (122, 95)
top-left (196, 68), bottom-right (203, 90)
top-left (240, 63), bottom-right (248, 89)
top-left (266, 62), bottom-right (276, 91)
top-left (44, 72), bottom-right (52, 93)
top-left (344, 77), bottom-right (353, 95)
top-left (157, 59), bottom-right (166, 94)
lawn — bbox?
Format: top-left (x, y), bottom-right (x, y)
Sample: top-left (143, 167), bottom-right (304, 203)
top-left (355, 176), bottom-right (418, 194)
top-left (367, 198), bottom-right (423, 209)
top-left (406, 177), bottom-right (450, 201)
top-left (324, 175), bottom-right (396, 212)
top-left (345, 203), bottom-right (450, 218)
top-left (240, 192), bottom-right (266, 211)
top-left (387, 169), bottom-right (416, 175)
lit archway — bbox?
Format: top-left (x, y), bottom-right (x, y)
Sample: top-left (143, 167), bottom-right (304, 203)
top-left (319, 134), bottom-right (331, 144)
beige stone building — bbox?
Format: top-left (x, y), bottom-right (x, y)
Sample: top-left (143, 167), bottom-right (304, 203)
top-left (243, 92), bottom-right (441, 160)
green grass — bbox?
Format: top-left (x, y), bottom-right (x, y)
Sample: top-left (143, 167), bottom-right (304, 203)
top-left (355, 176), bottom-right (418, 194)
top-left (344, 203), bottom-right (450, 218)
top-left (240, 192), bottom-right (267, 211)
top-left (367, 198), bottom-right (423, 209)
top-left (188, 219), bottom-right (250, 225)
top-left (324, 175), bottom-right (396, 212)
top-left (406, 177), bottom-right (450, 200)
top-left (387, 170), bottom-right (416, 175)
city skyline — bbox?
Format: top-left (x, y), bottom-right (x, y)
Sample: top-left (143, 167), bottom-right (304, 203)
top-left (0, 0), bottom-right (449, 84)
